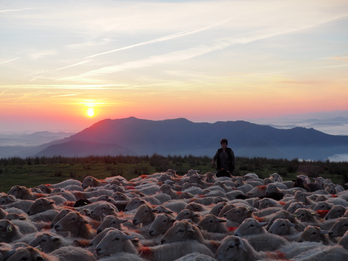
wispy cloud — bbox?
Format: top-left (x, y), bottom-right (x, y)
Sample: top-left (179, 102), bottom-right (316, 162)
top-left (0, 57), bottom-right (20, 65)
top-left (69, 14), bottom-right (348, 79)
top-left (0, 8), bottom-right (34, 13)
top-left (86, 17), bottom-right (233, 59)
top-left (54, 60), bottom-right (91, 72)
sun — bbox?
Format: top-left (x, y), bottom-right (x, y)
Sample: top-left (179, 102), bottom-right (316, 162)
top-left (87, 107), bottom-right (95, 117)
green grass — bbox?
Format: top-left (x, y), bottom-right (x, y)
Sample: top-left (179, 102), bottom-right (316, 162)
top-left (0, 155), bottom-right (347, 193)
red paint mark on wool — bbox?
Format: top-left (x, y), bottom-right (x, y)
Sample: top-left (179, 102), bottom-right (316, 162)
top-left (90, 220), bottom-right (101, 229)
top-left (63, 201), bottom-right (75, 207)
top-left (139, 246), bottom-right (153, 257)
top-left (316, 210), bottom-right (329, 218)
top-left (331, 194), bottom-right (338, 197)
top-left (227, 226), bottom-right (237, 232)
top-left (125, 186), bottom-right (135, 190)
top-left (253, 216), bottom-right (265, 222)
top-left (198, 194), bottom-right (205, 198)
top-left (35, 193), bottom-right (44, 198)
top-left (257, 185), bottom-right (267, 190)
top-left (176, 191), bottom-right (182, 195)
top-left (278, 201), bottom-right (286, 206)
top-left (139, 175), bottom-right (148, 179)
top-left (74, 239), bottom-right (91, 248)
top-left (266, 250), bottom-right (287, 260)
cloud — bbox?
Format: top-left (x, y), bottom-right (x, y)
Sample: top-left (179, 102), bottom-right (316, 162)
top-left (67, 13), bottom-right (348, 79)
top-left (54, 60), bottom-right (91, 72)
top-left (86, 17), bottom-right (233, 59)
top-left (0, 57), bottom-right (20, 65)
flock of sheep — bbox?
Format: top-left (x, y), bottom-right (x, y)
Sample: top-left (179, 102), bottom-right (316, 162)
top-left (1, 169), bottom-right (348, 261)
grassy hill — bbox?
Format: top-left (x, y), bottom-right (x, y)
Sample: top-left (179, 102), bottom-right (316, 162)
top-left (1, 155), bottom-right (348, 193)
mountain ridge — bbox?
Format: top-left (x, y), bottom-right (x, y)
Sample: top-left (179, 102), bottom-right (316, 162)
top-left (34, 117), bottom-right (348, 160)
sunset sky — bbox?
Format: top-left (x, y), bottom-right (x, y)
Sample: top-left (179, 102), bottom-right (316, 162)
top-left (1, 0), bottom-right (348, 134)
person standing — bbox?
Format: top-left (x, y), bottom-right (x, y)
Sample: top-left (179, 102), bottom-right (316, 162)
top-left (212, 138), bottom-right (235, 177)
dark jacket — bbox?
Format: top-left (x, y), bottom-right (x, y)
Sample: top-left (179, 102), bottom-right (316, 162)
top-left (214, 147), bottom-right (235, 173)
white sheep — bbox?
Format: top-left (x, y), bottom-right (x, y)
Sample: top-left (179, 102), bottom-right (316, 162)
top-left (149, 213), bottom-right (175, 237)
top-left (197, 214), bottom-right (227, 233)
top-left (298, 225), bottom-right (330, 245)
top-left (215, 235), bottom-right (261, 261)
top-left (328, 217), bottom-right (348, 238)
top-left (97, 215), bottom-right (127, 234)
top-left (234, 217), bottom-right (267, 237)
top-left (50, 246), bottom-right (97, 261)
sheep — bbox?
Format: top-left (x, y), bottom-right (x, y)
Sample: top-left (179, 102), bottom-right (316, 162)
top-left (49, 179), bottom-right (82, 189)
top-left (133, 204), bottom-right (156, 226)
top-left (125, 197), bottom-right (147, 212)
top-left (290, 244), bottom-right (348, 261)
top-left (338, 230), bottom-right (348, 250)
top-left (26, 198), bottom-right (58, 220)
top-left (89, 201), bottom-right (119, 221)
top-left (197, 214), bottom-right (227, 233)
top-left (6, 246), bottom-right (58, 261)
top-left (50, 246), bottom-right (97, 261)
top-left (160, 221), bottom-right (219, 254)
top-left (176, 209), bottom-right (201, 223)
top-left (82, 175), bottom-right (106, 189)
top-left (7, 185), bottom-right (41, 200)
top-left (174, 252), bottom-right (216, 261)
top-left (325, 205), bottom-right (346, 220)
top-left (258, 197), bottom-right (283, 209)
top-left (94, 229), bottom-right (138, 258)
top-left (29, 231), bottom-right (74, 253)
top-left (293, 208), bottom-right (319, 223)
top-left (53, 211), bottom-right (96, 239)
top-left (0, 219), bottom-right (23, 243)
top-left (209, 202), bottom-right (226, 216)
top-left (234, 217), bottom-right (267, 237)
top-left (98, 252), bottom-right (146, 261)
top-left (223, 205), bottom-right (253, 226)
top-left (215, 235), bottom-right (262, 261)
top-left (139, 241), bottom-right (214, 261)
top-left (298, 225), bottom-right (331, 245)
top-left (267, 218), bottom-right (299, 240)
top-left (96, 215), bottom-right (127, 234)
top-left (328, 217), bottom-right (348, 238)
top-left (149, 213), bottom-right (175, 237)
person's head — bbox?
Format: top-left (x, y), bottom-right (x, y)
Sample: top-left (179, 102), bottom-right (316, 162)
top-left (220, 139), bottom-right (228, 148)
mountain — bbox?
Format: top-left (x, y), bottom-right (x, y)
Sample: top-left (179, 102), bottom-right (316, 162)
top-left (34, 117), bottom-right (348, 161)
top-left (0, 131), bottom-right (73, 146)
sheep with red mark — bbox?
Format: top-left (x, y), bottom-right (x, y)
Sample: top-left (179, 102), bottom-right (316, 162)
top-left (174, 252), bottom-right (216, 261)
top-left (53, 211), bottom-right (96, 239)
top-left (197, 214), bottom-right (227, 233)
top-left (149, 213), bottom-right (175, 237)
top-left (325, 205), bottom-right (346, 220)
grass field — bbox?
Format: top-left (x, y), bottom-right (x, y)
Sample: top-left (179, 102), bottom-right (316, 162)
top-left (1, 155), bottom-right (347, 193)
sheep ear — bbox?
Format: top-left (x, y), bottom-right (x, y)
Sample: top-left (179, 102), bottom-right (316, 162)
top-left (236, 238), bottom-right (247, 252)
top-left (260, 222), bottom-right (268, 227)
top-left (52, 237), bottom-right (61, 242)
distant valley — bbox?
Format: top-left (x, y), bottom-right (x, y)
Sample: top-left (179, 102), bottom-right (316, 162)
top-left (1, 117), bottom-right (348, 161)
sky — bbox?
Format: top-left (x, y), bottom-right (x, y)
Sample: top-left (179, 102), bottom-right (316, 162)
top-left (1, 0), bottom-right (348, 134)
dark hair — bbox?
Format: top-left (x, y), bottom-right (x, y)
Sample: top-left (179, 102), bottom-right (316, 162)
top-left (220, 139), bottom-right (228, 145)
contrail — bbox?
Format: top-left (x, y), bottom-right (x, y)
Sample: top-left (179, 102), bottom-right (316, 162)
top-left (86, 18), bottom-right (232, 59)
top-left (0, 57), bottom-right (20, 65)
top-left (54, 60), bottom-right (91, 71)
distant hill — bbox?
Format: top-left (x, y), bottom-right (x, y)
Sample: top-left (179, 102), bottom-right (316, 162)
top-left (34, 117), bottom-right (348, 160)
